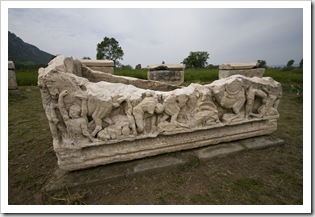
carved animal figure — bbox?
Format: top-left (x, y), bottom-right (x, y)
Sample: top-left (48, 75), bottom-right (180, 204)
top-left (41, 70), bottom-right (126, 137)
top-left (58, 90), bottom-right (98, 144)
top-left (159, 93), bottom-right (189, 127)
top-left (133, 92), bottom-right (163, 133)
top-left (245, 86), bottom-right (268, 118)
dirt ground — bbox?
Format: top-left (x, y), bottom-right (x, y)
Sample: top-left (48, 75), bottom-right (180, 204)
top-left (8, 85), bottom-right (303, 205)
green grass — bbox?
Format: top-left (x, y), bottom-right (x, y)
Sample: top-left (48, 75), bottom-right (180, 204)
top-left (264, 67), bottom-right (303, 84)
top-left (15, 66), bottom-right (303, 88)
top-left (114, 68), bottom-right (148, 80)
top-left (15, 68), bottom-right (39, 86)
top-left (183, 68), bottom-right (219, 85)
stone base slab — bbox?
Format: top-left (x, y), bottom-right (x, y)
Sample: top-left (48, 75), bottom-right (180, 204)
top-left (43, 135), bottom-right (284, 192)
top-left (193, 135), bottom-right (284, 159)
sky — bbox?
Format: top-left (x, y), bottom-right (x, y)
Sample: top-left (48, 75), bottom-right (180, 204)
top-left (8, 5), bottom-right (303, 68)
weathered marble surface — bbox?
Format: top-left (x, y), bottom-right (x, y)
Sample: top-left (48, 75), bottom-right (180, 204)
top-left (81, 60), bottom-right (114, 67)
top-left (219, 62), bottom-right (265, 79)
top-left (81, 59), bottom-right (114, 74)
top-left (82, 63), bottom-right (179, 91)
top-left (8, 61), bottom-right (17, 90)
top-left (38, 56), bottom-right (281, 171)
top-left (219, 68), bottom-right (265, 79)
top-left (8, 60), bottom-right (15, 70)
top-left (147, 64), bottom-right (185, 70)
top-left (147, 64), bottom-right (185, 86)
top-left (219, 62), bottom-right (258, 70)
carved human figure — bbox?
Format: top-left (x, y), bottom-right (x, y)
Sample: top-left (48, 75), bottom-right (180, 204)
top-left (38, 77), bottom-right (66, 147)
top-left (159, 93), bottom-right (189, 128)
top-left (42, 69), bottom-right (127, 138)
top-left (124, 99), bottom-right (137, 135)
top-left (261, 85), bottom-right (281, 117)
top-left (191, 90), bottom-right (219, 126)
top-left (97, 114), bottom-right (131, 141)
top-left (213, 78), bottom-right (246, 122)
top-left (132, 92), bottom-right (164, 134)
top-left (58, 90), bottom-right (98, 144)
top-left (88, 95), bottom-right (127, 137)
top-left (245, 86), bottom-right (268, 118)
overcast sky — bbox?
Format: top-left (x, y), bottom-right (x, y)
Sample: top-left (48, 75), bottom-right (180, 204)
top-left (8, 7), bottom-right (303, 67)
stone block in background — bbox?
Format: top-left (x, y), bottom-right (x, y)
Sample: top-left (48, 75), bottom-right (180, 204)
top-left (219, 68), bottom-right (265, 79)
top-left (219, 62), bottom-right (265, 79)
top-left (81, 60), bottom-right (114, 74)
top-left (8, 61), bottom-right (17, 90)
top-left (147, 64), bottom-right (185, 86)
top-left (219, 62), bottom-right (258, 70)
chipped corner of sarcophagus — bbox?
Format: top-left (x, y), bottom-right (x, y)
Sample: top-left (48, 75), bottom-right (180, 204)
top-left (38, 56), bottom-right (282, 171)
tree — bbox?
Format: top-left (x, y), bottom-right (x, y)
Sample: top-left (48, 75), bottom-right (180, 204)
top-left (299, 59), bottom-right (303, 68)
top-left (257, 60), bottom-right (267, 68)
top-left (287, 59), bottom-right (295, 67)
top-left (182, 51), bottom-right (209, 68)
top-left (82, 56), bottom-right (91, 60)
top-left (96, 37), bottom-right (124, 67)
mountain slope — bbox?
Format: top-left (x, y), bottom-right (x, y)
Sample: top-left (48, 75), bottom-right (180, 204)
top-left (8, 31), bottom-right (54, 65)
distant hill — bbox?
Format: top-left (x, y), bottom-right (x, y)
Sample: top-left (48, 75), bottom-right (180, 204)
top-left (8, 31), bottom-right (54, 66)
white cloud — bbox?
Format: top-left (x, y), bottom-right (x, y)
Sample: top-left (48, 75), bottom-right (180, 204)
top-left (8, 7), bottom-right (303, 67)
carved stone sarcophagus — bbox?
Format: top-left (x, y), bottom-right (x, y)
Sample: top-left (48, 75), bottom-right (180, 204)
top-left (38, 56), bottom-right (281, 171)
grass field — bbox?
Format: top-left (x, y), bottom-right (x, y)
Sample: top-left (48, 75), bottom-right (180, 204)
top-left (16, 66), bottom-right (303, 87)
top-left (8, 67), bottom-right (303, 206)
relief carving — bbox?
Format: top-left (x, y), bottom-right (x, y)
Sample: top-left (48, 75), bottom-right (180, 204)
top-left (38, 56), bottom-right (282, 171)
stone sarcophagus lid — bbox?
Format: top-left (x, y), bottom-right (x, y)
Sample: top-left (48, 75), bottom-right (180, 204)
top-left (147, 64), bottom-right (185, 86)
top-left (38, 56), bottom-right (281, 171)
top-left (219, 62), bottom-right (265, 79)
top-left (81, 59), bottom-right (114, 74)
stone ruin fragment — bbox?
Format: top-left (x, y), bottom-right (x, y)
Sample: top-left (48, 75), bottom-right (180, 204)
top-left (8, 61), bottom-right (17, 90)
top-left (219, 62), bottom-right (265, 79)
top-left (38, 56), bottom-right (282, 171)
top-left (147, 64), bottom-right (185, 86)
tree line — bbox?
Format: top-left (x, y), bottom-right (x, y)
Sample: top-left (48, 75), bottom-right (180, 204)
top-left (92, 36), bottom-right (303, 70)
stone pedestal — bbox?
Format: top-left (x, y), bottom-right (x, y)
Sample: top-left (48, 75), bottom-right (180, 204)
top-left (147, 64), bottom-right (185, 86)
top-left (8, 61), bottom-right (17, 90)
top-left (81, 60), bottom-right (114, 74)
top-left (219, 62), bottom-right (265, 79)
